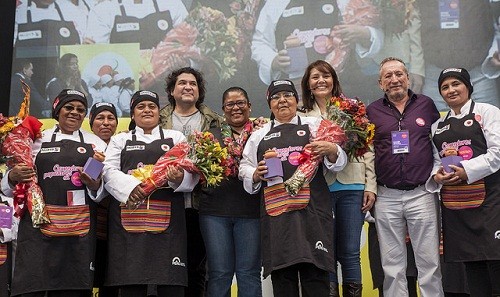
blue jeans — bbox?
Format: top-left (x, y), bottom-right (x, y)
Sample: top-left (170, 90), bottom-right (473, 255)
top-left (330, 190), bottom-right (365, 284)
top-left (199, 215), bottom-right (262, 297)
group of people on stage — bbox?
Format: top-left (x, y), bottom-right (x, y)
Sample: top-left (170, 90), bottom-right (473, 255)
top-left (1, 58), bottom-right (499, 297)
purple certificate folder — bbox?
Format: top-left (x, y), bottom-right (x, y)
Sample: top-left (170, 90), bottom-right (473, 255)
top-left (264, 157), bottom-right (284, 179)
top-left (0, 205), bottom-right (13, 229)
top-left (441, 156), bottom-right (463, 173)
top-left (83, 157), bottom-right (104, 180)
top-left (286, 46), bottom-right (308, 79)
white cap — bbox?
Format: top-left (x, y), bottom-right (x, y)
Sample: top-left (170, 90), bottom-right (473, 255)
top-left (100, 74), bottom-right (112, 84)
top-left (113, 73), bottom-right (124, 82)
top-left (87, 74), bottom-right (101, 87)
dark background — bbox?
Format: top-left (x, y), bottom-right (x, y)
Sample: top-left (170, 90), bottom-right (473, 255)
top-left (0, 1), bottom-right (16, 116)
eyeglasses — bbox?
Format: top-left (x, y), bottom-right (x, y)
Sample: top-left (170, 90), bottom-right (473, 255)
top-left (223, 100), bottom-right (248, 109)
top-left (269, 92), bottom-right (295, 101)
top-left (62, 105), bottom-right (86, 114)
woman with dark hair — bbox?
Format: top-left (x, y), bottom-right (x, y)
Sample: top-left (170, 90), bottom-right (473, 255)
top-left (103, 90), bottom-right (199, 297)
top-left (429, 67), bottom-right (500, 297)
top-left (46, 53), bottom-right (92, 106)
top-left (1, 89), bottom-right (107, 297)
top-left (199, 86), bottom-right (261, 297)
top-left (240, 79), bottom-right (347, 297)
top-left (298, 60), bottom-right (376, 297)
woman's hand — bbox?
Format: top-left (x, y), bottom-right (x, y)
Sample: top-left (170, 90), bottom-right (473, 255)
top-left (306, 141), bottom-right (338, 162)
top-left (127, 184), bottom-right (147, 208)
top-left (8, 164), bottom-right (36, 185)
top-left (252, 117), bottom-right (268, 130)
top-left (166, 166), bottom-right (184, 184)
top-left (332, 25), bottom-right (371, 47)
top-left (433, 167), bottom-right (464, 185)
top-left (252, 160), bottom-right (269, 183)
top-left (78, 169), bottom-right (101, 191)
top-left (362, 191), bottom-right (376, 213)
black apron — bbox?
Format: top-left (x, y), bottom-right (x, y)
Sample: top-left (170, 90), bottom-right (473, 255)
top-left (11, 128), bottom-right (96, 296)
top-left (110, 0), bottom-right (173, 49)
top-left (432, 102), bottom-right (500, 262)
top-left (16, 0), bottom-right (80, 47)
top-left (256, 117), bottom-right (334, 277)
top-left (105, 129), bottom-right (187, 286)
top-left (0, 242), bottom-right (12, 297)
top-left (276, 1), bottom-right (340, 71)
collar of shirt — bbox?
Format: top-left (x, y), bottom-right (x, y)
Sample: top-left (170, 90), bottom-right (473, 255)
top-left (448, 99), bottom-right (473, 117)
top-left (273, 115), bottom-right (299, 126)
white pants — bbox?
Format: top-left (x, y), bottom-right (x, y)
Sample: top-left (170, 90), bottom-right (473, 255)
top-left (375, 185), bottom-right (444, 297)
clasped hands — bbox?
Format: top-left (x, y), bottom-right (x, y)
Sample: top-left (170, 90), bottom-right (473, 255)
top-left (433, 165), bottom-right (468, 186)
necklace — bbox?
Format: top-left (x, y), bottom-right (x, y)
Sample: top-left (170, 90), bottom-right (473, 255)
top-left (172, 110), bottom-right (200, 136)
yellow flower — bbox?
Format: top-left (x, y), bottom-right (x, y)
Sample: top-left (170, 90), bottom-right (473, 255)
top-left (366, 123), bottom-right (375, 144)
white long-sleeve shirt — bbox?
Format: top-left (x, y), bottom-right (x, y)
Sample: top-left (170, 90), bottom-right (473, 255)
top-left (103, 125), bottom-right (199, 204)
top-left (239, 115), bottom-right (348, 194)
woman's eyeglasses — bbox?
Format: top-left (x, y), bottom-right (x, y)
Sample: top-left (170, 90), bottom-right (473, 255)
top-left (269, 92), bottom-right (295, 101)
top-left (62, 105), bottom-right (86, 114)
top-left (223, 100), bottom-right (248, 109)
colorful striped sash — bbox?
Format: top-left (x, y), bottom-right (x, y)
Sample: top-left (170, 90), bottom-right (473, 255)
top-left (40, 204), bottom-right (90, 237)
top-left (263, 183), bottom-right (310, 216)
top-left (441, 179), bottom-right (486, 210)
top-left (121, 200), bottom-right (171, 233)
top-left (0, 244), bottom-right (6, 266)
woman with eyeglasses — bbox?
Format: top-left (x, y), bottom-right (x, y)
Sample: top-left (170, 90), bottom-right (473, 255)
top-left (1, 89), bottom-right (107, 297)
top-left (239, 80), bottom-right (347, 297)
top-left (102, 90), bottom-right (199, 297)
top-left (198, 87), bottom-right (261, 297)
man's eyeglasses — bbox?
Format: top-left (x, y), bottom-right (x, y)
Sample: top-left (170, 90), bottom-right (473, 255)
top-left (62, 105), bottom-right (86, 114)
top-left (223, 100), bottom-right (248, 109)
top-left (269, 92), bottom-right (295, 101)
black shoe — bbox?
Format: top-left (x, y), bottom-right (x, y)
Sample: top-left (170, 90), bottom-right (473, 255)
top-left (342, 283), bottom-right (362, 297)
top-left (329, 282), bottom-right (340, 297)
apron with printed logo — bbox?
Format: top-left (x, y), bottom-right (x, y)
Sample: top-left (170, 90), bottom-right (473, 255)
top-left (16, 0), bottom-right (80, 47)
top-left (257, 117), bottom-right (334, 277)
top-left (106, 129), bottom-right (187, 286)
top-left (12, 127), bottom-right (96, 295)
top-left (432, 101), bottom-right (500, 262)
top-left (110, 0), bottom-right (173, 49)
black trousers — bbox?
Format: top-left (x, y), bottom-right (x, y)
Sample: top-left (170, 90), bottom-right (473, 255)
top-left (120, 285), bottom-right (184, 297)
top-left (464, 260), bottom-right (500, 297)
top-left (270, 262), bottom-right (329, 297)
top-left (185, 208), bottom-right (206, 297)
top-left (20, 290), bottom-right (91, 297)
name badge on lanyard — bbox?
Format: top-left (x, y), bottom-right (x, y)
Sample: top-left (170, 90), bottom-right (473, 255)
top-left (391, 130), bottom-right (410, 154)
top-left (439, 0), bottom-right (460, 29)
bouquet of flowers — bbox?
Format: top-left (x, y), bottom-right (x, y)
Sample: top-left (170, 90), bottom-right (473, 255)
top-left (129, 131), bottom-right (229, 208)
top-left (376, 0), bottom-right (416, 37)
top-left (220, 120), bottom-right (253, 177)
top-left (0, 82), bottom-right (49, 227)
top-left (284, 119), bottom-right (346, 196)
top-left (326, 94), bottom-right (375, 160)
top-left (142, 4), bottom-right (240, 87)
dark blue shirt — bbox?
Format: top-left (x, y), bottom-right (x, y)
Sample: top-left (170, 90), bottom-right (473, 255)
top-left (367, 91), bottom-right (440, 188)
